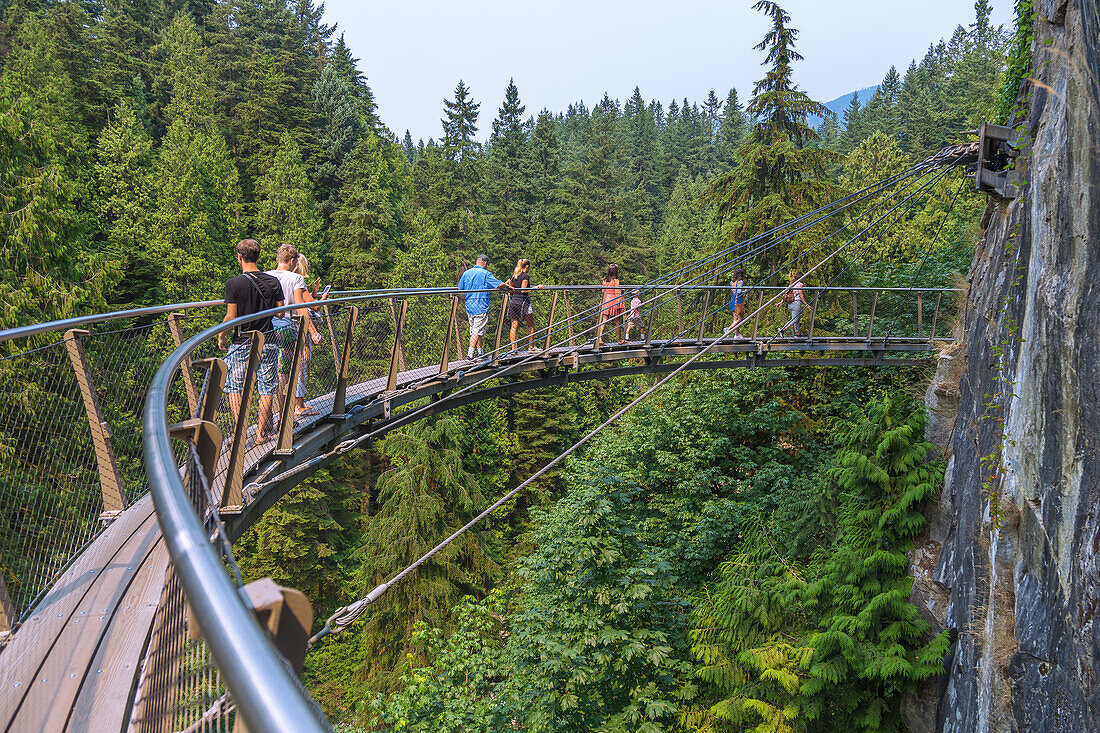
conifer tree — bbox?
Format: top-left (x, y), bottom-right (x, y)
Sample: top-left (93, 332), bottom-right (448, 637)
top-left (94, 102), bottom-right (158, 306)
top-left (522, 110), bottom-right (565, 241)
top-left (484, 78), bottom-right (529, 266)
top-left (623, 86), bottom-right (663, 234)
top-left (402, 130), bottom-right (418, 164)
top-left (254, 132), bottom-right (323, 255)
top-left (689, 397), bottom-right (949, 732)
top-left (704, 1), bottom-right (832, 279)
top-left (0, 13), bottom-right (111, 330)
top-left (714, 88), bottom-right (746, 169)
top-left (313, 63), bottom-right (362, 227)
top-left (327, 131), bottom-right (410, 287)
top-left (436, 80), bottom-right (483, 255)
top-left (840, 92), bottom-right (865, 152)
top-left (354, 416), bottom-right (497, 693)
top-left (561, 94), bottom-right (629, 281)
top-left (150, 13), bottom-right (242, 302)
top-left (330, 32), bottom-right (380, 131)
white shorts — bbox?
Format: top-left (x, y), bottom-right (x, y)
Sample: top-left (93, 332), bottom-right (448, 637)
top-left (468, 311), bottom-right (489, 336)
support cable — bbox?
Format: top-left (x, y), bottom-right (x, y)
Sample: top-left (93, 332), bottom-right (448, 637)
top-left (305, 162), bottom-right (956, 648)
top-left (242, 166), bottom-right (931, 498)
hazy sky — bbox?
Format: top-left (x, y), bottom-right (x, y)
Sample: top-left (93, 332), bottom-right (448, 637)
top-left (321, 1), bottom-right (1015, 143)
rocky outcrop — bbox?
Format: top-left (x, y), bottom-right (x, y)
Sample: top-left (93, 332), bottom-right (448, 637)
top-left (911, 1), bottom-right (1100, 731)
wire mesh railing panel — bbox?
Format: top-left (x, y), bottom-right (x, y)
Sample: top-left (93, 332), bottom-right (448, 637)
top-left (0, 339), bottom-right (108, 617)
top-left (82, 320), bottom-right (180, 501)
top-left (128, 447), bottom-right (234, 733)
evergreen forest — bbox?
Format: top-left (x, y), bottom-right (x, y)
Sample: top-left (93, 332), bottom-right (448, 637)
top-left (0, 0), bottom-right (1018, 729)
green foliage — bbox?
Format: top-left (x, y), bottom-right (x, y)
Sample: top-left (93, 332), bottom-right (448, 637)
top-left (353, 416), bottom-right (498, 694)
top-left (0, 11), bottom-right (114, 332)
top-left (327, 131), bottom-right (410, 288)
top-left (254, 132), bottom-right (323, 255)
top-left (688, 396), bottom-right (949, 732)
top-left (510, 472), bottom-right (694, 733)
top-left (993, 0), bottom-right (1034, 125)
top-left (370, 595), bottom-right (515, 732)
top-left (704, 1), bottom-right (835, 280)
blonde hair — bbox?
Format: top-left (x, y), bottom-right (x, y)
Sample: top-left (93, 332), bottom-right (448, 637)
top-left (513, 258), bottom-right (530, 279)
top-left (293, 253), bottom-right (310, 278)
top-left (276, 243), bottom-right (299, 264)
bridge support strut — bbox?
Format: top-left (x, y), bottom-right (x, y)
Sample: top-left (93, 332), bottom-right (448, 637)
top-left (64, 328), bottom-right (128, 520)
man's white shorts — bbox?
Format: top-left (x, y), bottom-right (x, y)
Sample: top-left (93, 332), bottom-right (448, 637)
top-left (468, 311), bottom-right (489, 336)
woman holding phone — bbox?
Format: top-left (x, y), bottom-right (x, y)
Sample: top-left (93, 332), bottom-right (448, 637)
top-left (291, 254), bottom-right (329, 417)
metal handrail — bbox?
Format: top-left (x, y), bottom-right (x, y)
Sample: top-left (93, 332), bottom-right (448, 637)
top-left (0, 283), bottom-right (963, 343)
top-left (0, 300), bottom-right (222, 344)
top-left (141, 282), bottom-right (953, 731)
top-left (143, 298), bottom-right (372, 733)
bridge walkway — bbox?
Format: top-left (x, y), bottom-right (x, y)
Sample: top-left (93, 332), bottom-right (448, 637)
top-left (0, 331), bottom-right (939, 731)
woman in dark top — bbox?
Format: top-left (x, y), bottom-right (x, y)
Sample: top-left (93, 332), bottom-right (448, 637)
top-left (507, 258), bottom-right (542, 351)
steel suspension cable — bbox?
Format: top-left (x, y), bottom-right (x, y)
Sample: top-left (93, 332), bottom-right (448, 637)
top-left (306, 160), bottom-right (962, 648)
top-left (242, 166), bottom-right (936, 497)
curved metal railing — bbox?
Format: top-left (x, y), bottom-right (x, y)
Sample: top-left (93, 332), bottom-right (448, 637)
top-left (0, 279), bottom-right (954, 731)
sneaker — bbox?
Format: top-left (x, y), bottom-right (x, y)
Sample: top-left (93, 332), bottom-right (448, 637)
top-left (467, 348), bottom-right (475, 359)
top-left (477, 348), bottom-right (485, 358)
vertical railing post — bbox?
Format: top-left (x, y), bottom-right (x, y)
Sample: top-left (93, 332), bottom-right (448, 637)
top-left (543, 291), bottom-right (559, 355)
top-left (167, 419), bottom-right (224, 494)
top-left (167, 312), bottom-right (199, 417)
top-left (866, 290), bottom-right (879, 342)
top-left (752, 291), bottom-right (763, 341)
top-left (0, 572), bottom-right (16, 642)
top-left (930, 293), bottom-right (943, 342)
top-left (676, 291), bottom-right (684, 338)
top-left (492, 294), bottom-right (510, 365)
top-left (851, 292), bottom-right (859, 337)
top-left (223, 331), bottom-right (264, 511)
top-left (564, 293), bottom-right (576, 347)
top-left (331, 306), bottom-right (359, 418)
top-left (322, 304), bottom-right (340, 370)
top-left (64, 329), bottom-right (127, 519)
top-left (389, 298), bottom-right (408, 373)
top-left (440, 296), bottom-right (458, 374)
top-left (917, 293), bottom-right (924, 338)
top-left (645, 294), bottom-right (658, 347)
top-left (698, 290), bottom-right (713, 344)
top-left (275, 314), bottom-right (310, 457)
top-left (386, 300), bottom-right (408, 392)
top-left (192, 358), bottom-right (228, 425)
top-left (807, 291), bottom-right (821, 342)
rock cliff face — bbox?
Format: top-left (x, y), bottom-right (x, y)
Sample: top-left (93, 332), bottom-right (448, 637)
top-left (912, 1), bottom-right (1100, 730)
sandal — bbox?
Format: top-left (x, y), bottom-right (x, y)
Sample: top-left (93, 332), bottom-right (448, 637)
top-left (295, 407), bottom-right (319, 417)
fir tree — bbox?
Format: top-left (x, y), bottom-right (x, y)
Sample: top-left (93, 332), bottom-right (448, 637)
top-left (704, 1), bottom-right (833, 280)
top-left (714, 87), bottom-right (746, 169)
top-left (254, 132), bottom-right (323, 255)
top-left (149, 13), bottom-right (242, 302)
top-left (327, 131), bottom-right (410, 288)
top-left (484, 78), bottom-right (529, 266)
top-left (354, 416), bottom-right (497, 694)
top-left (436, 80), bottom-right (483, 255)
top-left (840, 92), bottom-right (865, 152)
top-left (313, 63), bottom-right (362, 228)
top-left (402, 130), bottom-right (418, 164)
top-left (623, 86), bottom-right (663, 235)
top-left (94, 102), bottom-right (157, 306)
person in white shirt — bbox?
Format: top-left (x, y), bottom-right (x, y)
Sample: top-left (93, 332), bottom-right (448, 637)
top-left (266, 244), bottom-right (322, 415)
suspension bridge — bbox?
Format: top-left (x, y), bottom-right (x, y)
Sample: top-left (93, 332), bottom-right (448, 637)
top-left (0, 129), bottom-right (1012, 732)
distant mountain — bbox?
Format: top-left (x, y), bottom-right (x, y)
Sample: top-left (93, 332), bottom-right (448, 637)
top-left (808, 85), bottom-right (879, 128)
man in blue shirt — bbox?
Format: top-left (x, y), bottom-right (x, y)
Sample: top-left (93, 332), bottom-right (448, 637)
top-left (457, 255), bottom-right (513, 359)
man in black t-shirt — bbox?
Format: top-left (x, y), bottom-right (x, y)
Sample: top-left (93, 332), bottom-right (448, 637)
top-left (218, 239), bottom-right (284, 444)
